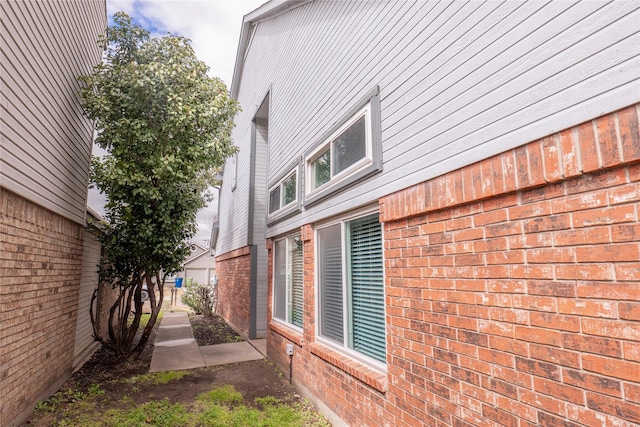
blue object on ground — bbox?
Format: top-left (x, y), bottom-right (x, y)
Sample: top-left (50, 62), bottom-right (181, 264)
top-left (175, 278), bottom-right (183, 288)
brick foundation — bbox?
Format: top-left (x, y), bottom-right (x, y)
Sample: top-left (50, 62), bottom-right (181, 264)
top-left (0, 190), bottom-right (85, 426)
top-left (267, 104), bottom-right (640, 426)
top-left (215, 246), bottom-right (252, 339)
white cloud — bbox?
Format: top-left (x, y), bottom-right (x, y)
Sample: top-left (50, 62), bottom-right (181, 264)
top-left (106, 0), bottom-right (267, 86)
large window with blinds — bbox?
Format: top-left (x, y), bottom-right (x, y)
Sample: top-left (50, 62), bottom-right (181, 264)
top-left (273, 234), bottom-right (304, 329)
top-left (316, 212), bottom-right (386, 366)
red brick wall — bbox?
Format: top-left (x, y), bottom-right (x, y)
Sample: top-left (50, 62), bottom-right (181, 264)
top-left (0, 190), bottom-right (84, 426)
top-left (267, 104), bottom-right (640, 426)
top-left (215, 246), bottom-right (252, 339)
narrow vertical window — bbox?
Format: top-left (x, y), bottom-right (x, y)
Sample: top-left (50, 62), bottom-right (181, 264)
top-left (288, 235), bottom-right (304, 327)
top-left (346, 214), bottom-right (386, 362)
top-left (273, 233), bottom-right (303, 329)
top-left (273, 239), bottom-right (287, 320)
top-left (317, 224), bottom-right (343, 343)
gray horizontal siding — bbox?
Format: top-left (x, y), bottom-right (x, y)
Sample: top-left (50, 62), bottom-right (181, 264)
top-left (217, 125), bottom-right (252, 255)
top-left (253, 122), bottom-right (268, 244)
top-left (230, 0), bottom-right (640, 238)
top-left (254, 122), bottom-right (269, 337)
top-left (0, 0), bottom-right (106, 224)
top-left (255, 245), bottom-right (268, 338)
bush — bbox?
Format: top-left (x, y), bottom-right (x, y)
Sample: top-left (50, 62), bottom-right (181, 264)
top-left (181, 280), bottom-right (217, 316)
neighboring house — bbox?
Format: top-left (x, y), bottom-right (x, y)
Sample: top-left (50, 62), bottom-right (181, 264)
top-left (178, 242), bottom-right (216, 286)
top-left (216, 1), bottom-right (640, 426)
top-left (0, 1), bottom-right (107, 425)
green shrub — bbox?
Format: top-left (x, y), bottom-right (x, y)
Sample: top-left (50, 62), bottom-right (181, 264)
top-left (181, 280), bottom-right (217, 316)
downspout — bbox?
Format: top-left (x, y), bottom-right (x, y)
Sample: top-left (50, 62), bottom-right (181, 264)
top-left (248, 120), bottom-right (258, 339)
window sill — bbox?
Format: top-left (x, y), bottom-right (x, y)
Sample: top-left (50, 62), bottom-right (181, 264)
top-left (309, 342), bottom-right (388, 393)
top-left (266, 204), bottom-right (301, 227)
top-left (269, 321), bottom-right (303, 346)
top-left (303, 161), bottom-right (381, 208)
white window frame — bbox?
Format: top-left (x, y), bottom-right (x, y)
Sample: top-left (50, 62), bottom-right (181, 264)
top-left (306, 104), bottom-right (372, 196)
top-left (272, 233), bottom-right (304, 331)
top-left (314, 207), bottom-right (387, 371)
top-left (303, 86), bottom-right (382, 208)
top-left (268, 168), bottom-right (298, 217)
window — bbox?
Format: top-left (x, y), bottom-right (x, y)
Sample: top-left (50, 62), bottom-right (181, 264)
top-left (316, 212), bottom-right (386, 365)
top-left (304, 86), bottom-right (382, 206)
top-left (273, 234), bottom-right (303, 328)
top-left (308, 107), bottom-right (370, 192)
top-left (269, 170), bottom-right (297, 215)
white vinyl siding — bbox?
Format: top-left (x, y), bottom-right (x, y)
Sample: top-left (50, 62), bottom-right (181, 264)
top-left (230, 0), bottom-right (639, 238)
top-left (316, 212), bottom-right (386, 366)
top-left (0, 0), bottom-right (106, 224)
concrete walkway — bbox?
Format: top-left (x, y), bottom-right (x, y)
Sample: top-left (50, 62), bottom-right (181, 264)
top-left (150, 312), bottom-right (265, 373)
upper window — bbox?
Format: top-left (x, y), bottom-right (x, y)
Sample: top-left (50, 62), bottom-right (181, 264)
top-left (304, 87), bottom-right (382, 207)
top-left (269, 170), bottom-right (297, 215)
top-left (307, 106), bottom-right (371, 192)
top-left (273, 233), bottom-right (304, 328)
top-left (316, 211), bottom-right (386, 367)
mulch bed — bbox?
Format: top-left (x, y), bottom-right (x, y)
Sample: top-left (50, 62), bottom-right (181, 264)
top-left (189, 314), bottom-right (244, 346)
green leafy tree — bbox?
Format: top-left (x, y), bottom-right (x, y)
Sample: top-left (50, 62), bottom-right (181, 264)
top-left (81, 12), bottom-right (238, 361)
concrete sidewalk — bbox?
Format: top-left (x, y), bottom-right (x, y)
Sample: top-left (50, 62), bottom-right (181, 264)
top-left (150, 312), bottom-right (265, 373)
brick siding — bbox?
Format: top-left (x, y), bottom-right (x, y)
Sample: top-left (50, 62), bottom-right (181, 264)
top-left (0, 190), bottom-right (84, 426)
top-left (215, 246), bottom-right (252, 339)
top-left (266, 104), bottom-right (640, 426)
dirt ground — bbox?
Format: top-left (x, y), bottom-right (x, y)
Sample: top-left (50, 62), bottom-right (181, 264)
top-left (22, 315), bottom-right (310, 426)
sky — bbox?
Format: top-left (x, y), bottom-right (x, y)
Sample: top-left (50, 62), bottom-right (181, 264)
top-left (88, 0), bottom-right (267, 247)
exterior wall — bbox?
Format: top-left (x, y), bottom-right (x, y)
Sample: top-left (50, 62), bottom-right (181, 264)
top-left (0, 0), bottom-right (106, 224)
top-left (215, 246), bottom-right (253, 339)
top-left (230, 0), bottom-right (640, 238)
top-left (217, 136), bottom-right (251, 254)
top-left (0, 1), bottom-right (107, 425)
top-left (73, 225), bottom-right (102, 369)
top-left (0, 190), bottom-right (84, 426)
top-left (267, 105), bottom-right (640, 427)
